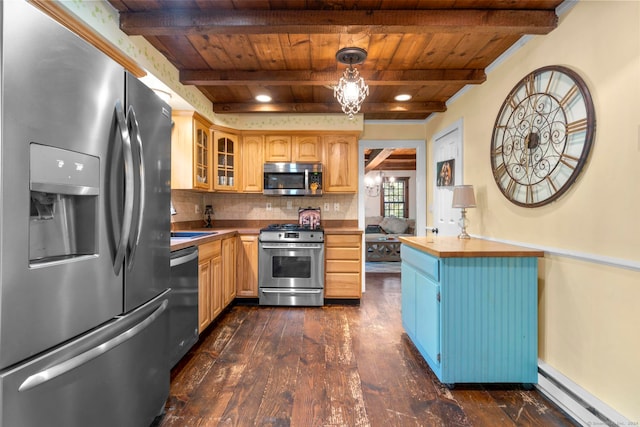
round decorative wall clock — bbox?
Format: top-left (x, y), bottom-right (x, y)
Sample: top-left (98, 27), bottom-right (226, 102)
top-left (490, 65), bottom-right (596, 207)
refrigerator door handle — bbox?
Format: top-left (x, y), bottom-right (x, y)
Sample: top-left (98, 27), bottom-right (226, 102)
top-left (113, 100), bottom-right (135, 275)
top-left (126, 105), bottom-right (145, 269)
top-left (17, 298), bottom-right (169, 393)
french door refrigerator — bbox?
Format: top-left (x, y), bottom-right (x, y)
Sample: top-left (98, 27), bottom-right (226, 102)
top-left (0, 1), bottom-right (172, 426)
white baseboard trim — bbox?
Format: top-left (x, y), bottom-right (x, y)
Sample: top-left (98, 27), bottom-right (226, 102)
top-left (537, 361), bottom-right (632, 427)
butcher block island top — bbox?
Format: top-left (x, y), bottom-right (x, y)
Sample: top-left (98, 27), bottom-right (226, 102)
top-left (399, 236), bottom-right (544, 258)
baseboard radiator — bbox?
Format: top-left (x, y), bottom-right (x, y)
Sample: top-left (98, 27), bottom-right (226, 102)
top-left (536, 361), bottom-right (632, 427)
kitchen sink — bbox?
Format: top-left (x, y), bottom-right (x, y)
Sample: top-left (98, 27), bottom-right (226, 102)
top-left (170, 231), bottom-right (217, 239)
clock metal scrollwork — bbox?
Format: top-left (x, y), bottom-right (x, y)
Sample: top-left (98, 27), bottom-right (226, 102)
top-left (490, 65), bottom-right (596, 207)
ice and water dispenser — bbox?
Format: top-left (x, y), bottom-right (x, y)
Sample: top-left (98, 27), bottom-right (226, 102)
top-left (29, 143), bottom-right (99, 265)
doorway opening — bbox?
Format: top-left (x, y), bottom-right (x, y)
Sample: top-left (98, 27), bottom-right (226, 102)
top-left (358, 140), bottom-right (427, 285)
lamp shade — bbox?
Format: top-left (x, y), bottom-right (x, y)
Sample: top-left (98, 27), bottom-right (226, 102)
top-left (452, 185), bottom-right (476, 208)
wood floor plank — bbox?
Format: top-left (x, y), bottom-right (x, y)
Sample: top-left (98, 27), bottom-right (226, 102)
top-left (290, 307), bottom-right (328, 427)
top-left (253, 309), bottom-right (305, 425)
top-left (155, 272), bottom-right (579, 427)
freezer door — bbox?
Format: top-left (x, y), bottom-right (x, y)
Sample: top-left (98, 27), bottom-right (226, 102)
top-left (0, 0), bottom-right (123, 369)
top-left (123, 73), bottom-right (172, 312)
top-left (0, 291), bottom-right (170, 427)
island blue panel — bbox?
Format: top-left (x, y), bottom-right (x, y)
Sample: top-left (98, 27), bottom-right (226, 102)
top-left (401, 244), bottom-right (538, 386)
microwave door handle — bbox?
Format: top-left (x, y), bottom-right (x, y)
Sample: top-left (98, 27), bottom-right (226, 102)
top-left (113, 100), bottom-right (134, 275)
top-left (126, 105), bottom-right (145, 269)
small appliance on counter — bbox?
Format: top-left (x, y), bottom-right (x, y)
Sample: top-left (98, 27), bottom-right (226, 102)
top-left (298, 206), bottom-right (321, 229)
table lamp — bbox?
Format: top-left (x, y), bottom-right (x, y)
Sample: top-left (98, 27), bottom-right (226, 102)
top-left (452, 185), bottom-right (476, 239)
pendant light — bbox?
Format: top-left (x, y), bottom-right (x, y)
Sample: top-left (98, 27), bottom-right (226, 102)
top-left (334, 47), bottom-right (369, 119)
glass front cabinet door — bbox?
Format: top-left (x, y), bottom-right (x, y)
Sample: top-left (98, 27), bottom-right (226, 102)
top-left (213, 131), bottom-right (238, 191)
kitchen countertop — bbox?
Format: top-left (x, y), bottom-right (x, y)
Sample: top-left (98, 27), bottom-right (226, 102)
top-left (323, 227), bottom-right (362, 235)
top-left (170, 227), bottom-right (363, 251)
top-left (170, 229), bottom-right (244, 252)
top-left (399, 236), bottom-right (544, 258)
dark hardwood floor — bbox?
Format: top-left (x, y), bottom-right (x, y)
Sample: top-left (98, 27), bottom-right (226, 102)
top-left (156, 273), bottom-right (577, 426)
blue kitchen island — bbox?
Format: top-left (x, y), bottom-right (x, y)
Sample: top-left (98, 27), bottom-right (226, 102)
top-left (399, 236), bottom-right (544, 388)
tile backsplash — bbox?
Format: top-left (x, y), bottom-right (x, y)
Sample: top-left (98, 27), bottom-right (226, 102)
top-left (171, 190), bottom-right (357, 224)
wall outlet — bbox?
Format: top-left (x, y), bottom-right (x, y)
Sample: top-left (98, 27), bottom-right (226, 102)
top-left (195, 204), bottom-right (201, 214)
top-left (334, 202), bottom-right (340, 212)
top-left (266, 202), bottom-right (272, 211)
top-left (286, 200), bottom-right (293, 209)
top-left (324, 202), bottom-right (331, 211)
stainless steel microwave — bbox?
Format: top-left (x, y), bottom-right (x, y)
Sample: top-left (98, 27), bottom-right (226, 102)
top-left (263, 163), bottom-right (323, 196)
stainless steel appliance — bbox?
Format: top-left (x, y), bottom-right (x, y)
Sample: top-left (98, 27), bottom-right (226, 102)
top-left (0, 2), bottom-right (172, 426)
top-left (263, 163), bottom-right (323, 196)
top-left (258, 224), bottom-right (325, 306)
top-left (169, 246), bottom-right (200, 367)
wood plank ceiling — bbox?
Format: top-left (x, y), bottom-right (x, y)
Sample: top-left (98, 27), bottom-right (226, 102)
top-left (108, 0), bottom-right (563, 121)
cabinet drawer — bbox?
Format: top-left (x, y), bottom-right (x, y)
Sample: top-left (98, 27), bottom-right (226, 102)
top-left (326, 247), bottom-right (360, 261)
top-left (326, 259), bottom-right (360, 273)
top-left (401, 244), bottom-right (439, 281)
top-left (325, 234), bottom-right (361, 247)
top-left (199, 240), bottom-right (221, 260)
top-left (325, 273), bottom-right (361, 298)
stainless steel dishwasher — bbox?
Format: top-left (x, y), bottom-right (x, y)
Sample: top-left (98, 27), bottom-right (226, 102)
top-left (169, 246), bottom-right (199, 367)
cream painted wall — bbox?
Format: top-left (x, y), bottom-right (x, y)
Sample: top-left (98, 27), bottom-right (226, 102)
top-left (424, 2), bottom-right (640, 421)
top-left (361, 121), bottom-right (427, 140)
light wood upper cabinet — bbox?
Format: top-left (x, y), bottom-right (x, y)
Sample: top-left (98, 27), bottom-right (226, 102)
top-left (236, 234), bottom-right (259, 298)
top-left (323, 134), bottom-right (358, 193)
top-left (171, 111), bottom-right (212, 191)
top-left (264, 135), bottom-right (292, 162)
top-left (265, 134), bottom-right (323, 163)
top-left (213, 131), bottom-right (238, 191)
top-left (293, 135), bottom-right (322, 163)
top-left (241, 134), bottom-right (264, 193)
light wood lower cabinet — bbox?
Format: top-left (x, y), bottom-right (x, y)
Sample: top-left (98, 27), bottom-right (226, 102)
top-left (198, 236), bottom-right (236, 333)
top-left (198, 240), bottom-right (221, 333)
top-left (222, 236), bottom-right (237, 306)
top-left (325, 234), bottom-right (362, 299)
top-left (236, 234), bottom-right (259, 298)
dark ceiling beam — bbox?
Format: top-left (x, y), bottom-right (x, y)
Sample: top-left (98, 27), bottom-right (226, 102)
top-left (212, 101), bottom-right (447, 114)
top-left (181, 69), bottom-right (486, 86)
top-left (119, 10), bottom-right (557, 36)
top-left (365, 149), bottom-right (395, 172)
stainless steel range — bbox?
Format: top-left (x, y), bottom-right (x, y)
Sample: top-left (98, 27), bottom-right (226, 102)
top-left (258, 224), bottom-right (324, 306)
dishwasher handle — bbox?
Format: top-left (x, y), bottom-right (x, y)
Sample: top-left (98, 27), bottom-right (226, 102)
top-left (170, 247), bottom-right (199, 267)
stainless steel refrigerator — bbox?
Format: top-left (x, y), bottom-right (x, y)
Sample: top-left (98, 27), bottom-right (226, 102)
top-left (0, 2), bottom-right (172, 426)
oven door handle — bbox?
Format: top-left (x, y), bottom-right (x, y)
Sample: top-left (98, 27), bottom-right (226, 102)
top-left (259, 244), bottom-right (323, 249)
top-left (261, 289), bottom-right (323, 294)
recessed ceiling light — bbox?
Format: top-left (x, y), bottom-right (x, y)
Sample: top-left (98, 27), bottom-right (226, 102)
top-left (256, 94), bottom-right (272, 102)
top-left (395, 94), bottom-right (412, 101)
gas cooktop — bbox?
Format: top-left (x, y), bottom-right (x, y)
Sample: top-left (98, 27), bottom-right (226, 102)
top-left (261, 223), bottom-right (322, 232)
